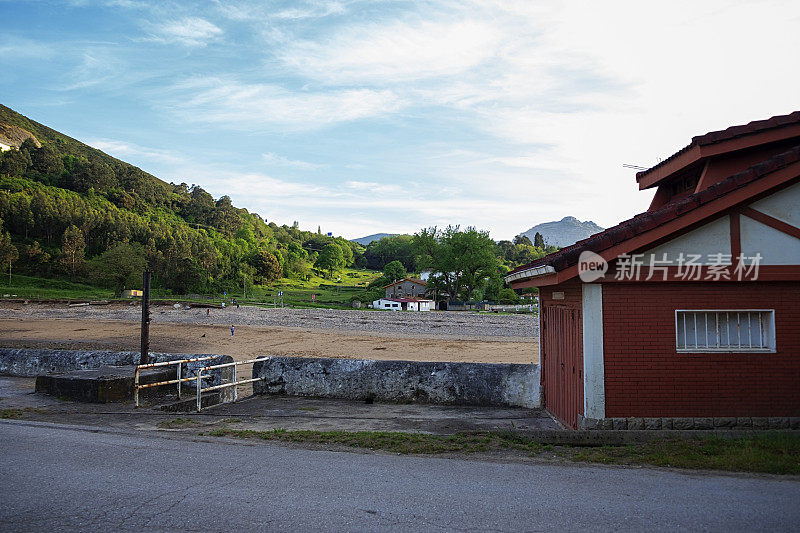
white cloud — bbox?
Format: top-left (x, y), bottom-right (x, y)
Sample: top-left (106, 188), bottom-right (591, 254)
top-left (87, 138), bottom-right (183, 164)
top-left (279, 19), bottom-right (503, 84)
top-left (168, 77), bottom-right (403, 130)
top-left (345, 180), bottom-right (402, 194)
top-left (148, 17), bottom-right (223, 47)
top-left (262, 152), bottom-right (327, 170)
top-left (60, 51), bottom-right (125, 91)
top-left (0, 37), bottom-right (54, 59)
top-left (215, 0), bottom-right (347, 22)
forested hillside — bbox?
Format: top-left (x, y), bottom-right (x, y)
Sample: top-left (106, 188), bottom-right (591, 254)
top-left (0, 104), bottom-right (558, 303)
top-left (0, 104), bottom-right (363, 295)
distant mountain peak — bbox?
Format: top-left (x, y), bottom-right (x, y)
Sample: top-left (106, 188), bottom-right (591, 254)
top-left (351, 233), bottom-right (399, 246)
top-left (521, 217), bottom-right (604, 248)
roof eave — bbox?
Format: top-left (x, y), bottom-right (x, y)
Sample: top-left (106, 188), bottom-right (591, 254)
top-left (504, 265), bottom-right (556, 284)
top-left (637, 123), bottom-right (800, 190)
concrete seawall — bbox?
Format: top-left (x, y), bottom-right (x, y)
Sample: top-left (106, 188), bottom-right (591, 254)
top-left (0, 348), bottom-right (149, 377)
top-left (0, 348), bottom-right (232, 392)
top-left (253, 357), bottom-right (540, 408)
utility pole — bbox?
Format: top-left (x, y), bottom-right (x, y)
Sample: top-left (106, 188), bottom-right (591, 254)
top-left (140, 271), bottom-right (151, 365)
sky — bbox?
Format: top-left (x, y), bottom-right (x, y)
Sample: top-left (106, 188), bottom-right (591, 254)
top-left (1, 0), bottom-right (799, 240)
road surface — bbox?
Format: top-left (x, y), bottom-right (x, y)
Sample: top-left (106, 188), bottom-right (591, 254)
top-left (0, 420), bottom-right (797, 532)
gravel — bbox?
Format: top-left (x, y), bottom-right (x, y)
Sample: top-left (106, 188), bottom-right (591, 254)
top-left (0, 303), bottom-right (539, 340)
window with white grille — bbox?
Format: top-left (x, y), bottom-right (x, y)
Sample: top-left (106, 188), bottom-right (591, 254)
top-left (675, 310), bottom-right (775, 352)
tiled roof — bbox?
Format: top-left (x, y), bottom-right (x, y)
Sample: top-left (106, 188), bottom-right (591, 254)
top-left (509, 144), bottom-right (800, 277)
top-left (382, 277), bottom-right (427, 288)
top-left (636, 111), bottom-right (800, 182)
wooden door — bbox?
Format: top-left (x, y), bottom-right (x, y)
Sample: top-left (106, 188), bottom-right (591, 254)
top-left (541, 305), bottom-right (583, 428)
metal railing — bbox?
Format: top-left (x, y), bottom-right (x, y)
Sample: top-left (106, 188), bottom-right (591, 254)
top-left (134, 356), bottom-right (217, 408)
top-left (195, 357), bottom-right (269, 412)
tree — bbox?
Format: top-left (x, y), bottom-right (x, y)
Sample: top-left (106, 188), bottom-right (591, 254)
top-left (238, 263), bottom-right (256, 298)
top-left (0, 229), bottom-right (18, 285)
top-left (315, 242), bottom-right (344, 278)
top-left (93, 243), bottom-right (147, 296)
top-left (253, 249), bottom-right (282, 283)
top-left (0, 148), bottom-right (31, 177)
top-left (450, 227), bottom-right (499, 301)
top-left (534, 232), bottom-right (545, 249)
top-left (29, 145), bottom-right (64, 177)
top-left (68, 157), bottom-right (115, 193)
top-left (383, 260), bottom-right (406, 283)
top-left (498, 288), bottom-right (520, 304)
top-left (412, 226), bottom-right (499, 302)
top-left (363, 235), bottom-right (414, 271)
top-left (60, 225), bottom-right (85, 280)
top-left (513, 234), bottom-right (532, 246)
top-left (336, 238), bottom-right (354, 267)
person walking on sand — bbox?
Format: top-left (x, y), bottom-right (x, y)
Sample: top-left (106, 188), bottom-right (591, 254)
top-left (231, 325), bottom-right (235, 337)
top-left (206, 308), bottom-right (210, 317)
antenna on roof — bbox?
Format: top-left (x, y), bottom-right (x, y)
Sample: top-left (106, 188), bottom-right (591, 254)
top-left (622, 164), bottom-right (649, 171)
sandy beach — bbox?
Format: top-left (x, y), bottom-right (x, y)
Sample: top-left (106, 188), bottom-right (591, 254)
top-left (0, 303), bottom-right (539, 364)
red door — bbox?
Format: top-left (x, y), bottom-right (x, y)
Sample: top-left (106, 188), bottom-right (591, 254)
top-left (541, 305), bottom-right (583, 428)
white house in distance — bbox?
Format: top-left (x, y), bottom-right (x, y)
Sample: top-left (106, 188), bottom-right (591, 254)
top-left (372, 297), bottom-right (433, 311)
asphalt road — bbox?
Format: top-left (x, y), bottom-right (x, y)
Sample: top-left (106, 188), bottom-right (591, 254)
top-left (0, 421), bottom-right (798, 532)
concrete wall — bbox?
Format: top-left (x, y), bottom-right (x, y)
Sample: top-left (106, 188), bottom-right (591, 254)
top-left (0, 349), bottom-right (231, 391)
top-left (253, 356), bottom-right (540, 408)
top-left (0, 349), bottom-right (145, 376)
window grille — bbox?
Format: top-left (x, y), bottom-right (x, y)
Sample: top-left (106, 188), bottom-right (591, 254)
top-left (675, 310), bottom-right (775, 352)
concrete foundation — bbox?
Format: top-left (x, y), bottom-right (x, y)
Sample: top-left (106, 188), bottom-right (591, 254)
top-left (579, 415), bottom-right (800, 431)
top-left (35, 365), bottom-right (174, 403)
top-left (253, 357), bottom-right (540, 408)
top-left (0, 349), bottom-right (234, 404)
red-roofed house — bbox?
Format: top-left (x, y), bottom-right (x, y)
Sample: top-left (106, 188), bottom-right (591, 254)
top-left (506, 112), bottom-right (800, 429)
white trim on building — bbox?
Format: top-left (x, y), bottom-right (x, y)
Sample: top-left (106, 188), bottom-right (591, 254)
top-left (372, 298), bottom-right (433, 311)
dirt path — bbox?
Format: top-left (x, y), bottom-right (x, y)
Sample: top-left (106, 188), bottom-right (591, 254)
top-left (0, 318), bottom-right (539, 364)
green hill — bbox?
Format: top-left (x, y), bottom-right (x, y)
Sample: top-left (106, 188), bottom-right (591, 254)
top-left (0, 104), bottom-right (369, 299)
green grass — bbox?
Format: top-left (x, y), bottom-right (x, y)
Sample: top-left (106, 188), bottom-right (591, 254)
top-left (0, 407), bottom-right (45, 419)
top-left (157, 417), bottom-right (200, 429)
top-left (1, 408), bottom-right (25, 419)
top-left (208, 428), bottom-right (548, 455)
top-left (206, 428), bottom-right (800, 474)
top-left (2, 268), bottom-right (382, 310)
top-left (571, 433), bottom-right (800, 475)
top-left (0, 274), bottom-right (113, 300)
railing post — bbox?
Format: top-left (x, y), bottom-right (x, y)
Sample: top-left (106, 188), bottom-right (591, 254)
top-left (232, 364), bottom-right (238, 403)
top-left (134, 366), bottom-right (140, 408)
top-left (176, 363), bottom-right (182, 400)
top-left (196, 370), bottom-right (202, 412)
top-left (140, 271), bottom-right (151, 365)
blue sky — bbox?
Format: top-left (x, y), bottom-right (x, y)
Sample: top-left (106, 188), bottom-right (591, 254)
top-left (2, 0), bottom-right (799, 240)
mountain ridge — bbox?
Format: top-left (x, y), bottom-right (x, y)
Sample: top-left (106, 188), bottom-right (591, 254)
top-left (520, 216), bottom-right (604, 248)
top-left (350, 233), bottom-right (401, 245)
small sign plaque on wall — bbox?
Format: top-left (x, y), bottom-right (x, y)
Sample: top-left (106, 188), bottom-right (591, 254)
top-left (552, 291), bottom-right (565, 300)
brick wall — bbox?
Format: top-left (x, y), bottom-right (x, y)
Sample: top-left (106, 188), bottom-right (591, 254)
top-left (603, 281), bottom-right (800, 417)
top-left (540, 279), bottom-right (582, 309)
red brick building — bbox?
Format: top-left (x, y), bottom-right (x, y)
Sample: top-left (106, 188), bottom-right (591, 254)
top-left (506, 113), bottom-right (800, 429)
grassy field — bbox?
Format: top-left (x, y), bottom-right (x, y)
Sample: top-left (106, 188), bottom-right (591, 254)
top-left (0, 269), bottom-right (382, 309)
top-left (0, 274), bottom-right (114, 300)
top-left (255, 268), bottom-right (381, 309)
top-left (207, 428), bottom-right (800, 475)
